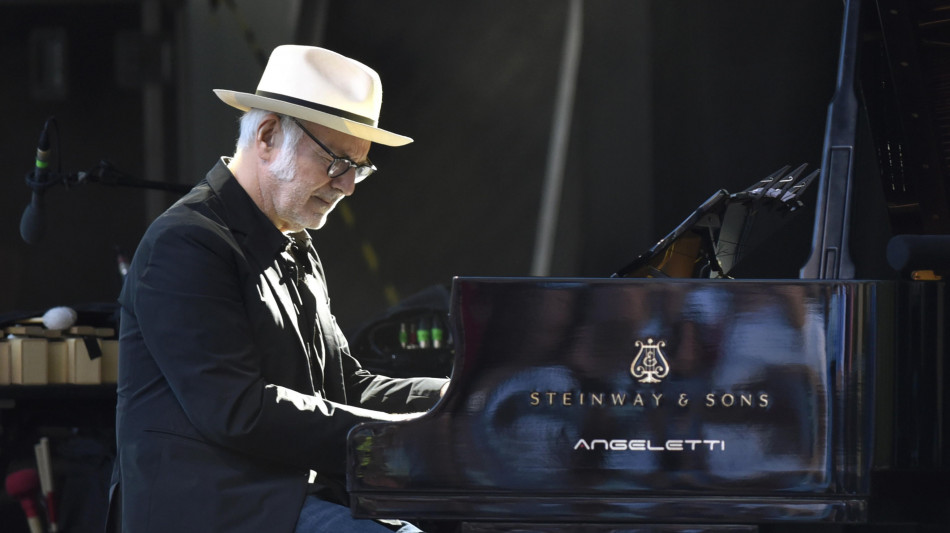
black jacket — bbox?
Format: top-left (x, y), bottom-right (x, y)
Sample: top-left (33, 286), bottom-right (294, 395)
top-left (111, 160), bottom-right (446, 533)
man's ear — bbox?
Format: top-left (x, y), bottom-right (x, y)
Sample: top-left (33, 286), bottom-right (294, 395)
top-left (256, 114), bottom-right (282, 160)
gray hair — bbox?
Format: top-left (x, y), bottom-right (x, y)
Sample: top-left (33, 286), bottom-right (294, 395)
top-left (234, 109), bottom-right (303, 181)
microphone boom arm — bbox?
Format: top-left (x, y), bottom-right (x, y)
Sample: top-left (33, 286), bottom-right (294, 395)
top-left (31, 159), bottom-right (193, 194)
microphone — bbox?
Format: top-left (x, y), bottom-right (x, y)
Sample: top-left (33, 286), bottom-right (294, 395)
top-left (4, 468), bottom-right (44, 533)
top-left (20, 119), bottom-right (53, 245)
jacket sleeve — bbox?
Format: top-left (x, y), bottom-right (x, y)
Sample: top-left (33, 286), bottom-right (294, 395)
top-left (307, 246), bottom-right (449, 413)
top-left (125, 218), bottom-right (409, 477)
top-left (336, 322), bottom-right (449, 413)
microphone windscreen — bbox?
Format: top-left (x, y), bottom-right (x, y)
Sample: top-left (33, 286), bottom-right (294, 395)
top-left (19, 200), bottom-right (45, 245)
top-left (43, 306), bottom-right (78, 330)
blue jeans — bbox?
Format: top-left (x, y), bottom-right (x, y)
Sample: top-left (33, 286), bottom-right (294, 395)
top-left (295, 495), bottom-right (423, 533)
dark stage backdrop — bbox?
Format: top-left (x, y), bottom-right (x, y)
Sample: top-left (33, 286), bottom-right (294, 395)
top-left (317, 0), bottom-right (842, 332)
top-left (0, 1), bottom-right (842, 334)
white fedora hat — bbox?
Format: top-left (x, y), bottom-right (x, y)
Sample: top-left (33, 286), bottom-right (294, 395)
top-left (214, 45), bottom-right (412, 146)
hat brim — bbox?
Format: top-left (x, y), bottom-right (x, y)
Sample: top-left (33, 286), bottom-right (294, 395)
top-left (213, 89), bottom-right (413, 147)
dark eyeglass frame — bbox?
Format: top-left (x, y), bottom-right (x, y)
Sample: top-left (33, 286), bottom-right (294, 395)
top-left (292, 118), bottom-right (377, 183)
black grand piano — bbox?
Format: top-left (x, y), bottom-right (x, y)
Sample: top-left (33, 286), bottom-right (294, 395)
top-left (346, 1), bottom-right (950, 531)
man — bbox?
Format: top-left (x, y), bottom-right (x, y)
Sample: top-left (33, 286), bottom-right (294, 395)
top-left (110, 45), bottom-right (448, 533)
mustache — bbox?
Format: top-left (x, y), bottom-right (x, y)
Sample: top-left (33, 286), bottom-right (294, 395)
top-left (316, 192), bottom-right (345, 205)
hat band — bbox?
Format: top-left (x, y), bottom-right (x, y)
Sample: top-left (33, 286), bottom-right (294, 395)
top-left (256, 90), bottom-right (377, 126)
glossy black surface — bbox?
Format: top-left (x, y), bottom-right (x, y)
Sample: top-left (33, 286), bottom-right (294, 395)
top-left (348, 278), bottom-right (887, 523)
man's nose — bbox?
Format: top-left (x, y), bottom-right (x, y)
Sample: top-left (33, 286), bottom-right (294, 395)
top-left (332, 170), bottom-right (357, 196)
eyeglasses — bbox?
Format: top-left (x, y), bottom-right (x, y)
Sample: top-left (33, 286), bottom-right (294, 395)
top-left (293, 118), bottom-right (377, 183)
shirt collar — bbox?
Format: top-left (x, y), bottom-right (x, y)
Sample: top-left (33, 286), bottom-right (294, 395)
top-left (205, 157), bottom-right (291, 268)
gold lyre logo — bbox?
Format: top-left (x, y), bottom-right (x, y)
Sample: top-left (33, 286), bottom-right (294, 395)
top-left (631, 338), bottom-right (670, 383)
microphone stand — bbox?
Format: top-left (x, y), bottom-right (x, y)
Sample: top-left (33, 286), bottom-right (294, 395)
top-left (19, 116), bottom-right (194, 244)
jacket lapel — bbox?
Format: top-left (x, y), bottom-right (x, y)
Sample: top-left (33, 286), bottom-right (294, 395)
top-left (202, 160), bottom-right (319, 392)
